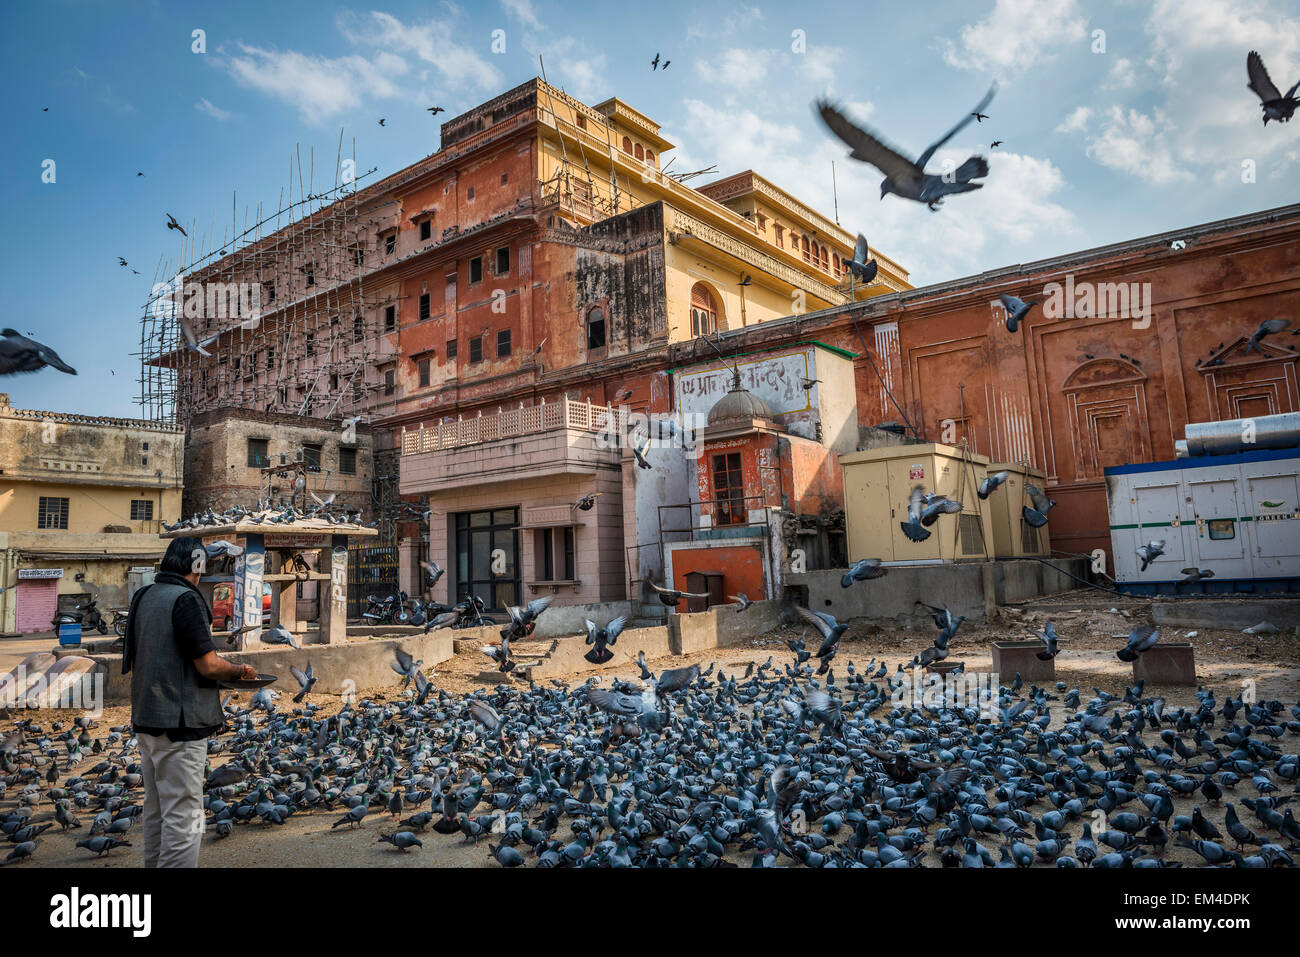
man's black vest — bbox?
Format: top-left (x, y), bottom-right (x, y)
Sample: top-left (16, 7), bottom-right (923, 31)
top-left (128, 583), bottom-right (223, 729)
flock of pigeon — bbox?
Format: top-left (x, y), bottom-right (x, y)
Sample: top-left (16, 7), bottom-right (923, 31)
top-left (3, 615), bottom-right (1298, 867)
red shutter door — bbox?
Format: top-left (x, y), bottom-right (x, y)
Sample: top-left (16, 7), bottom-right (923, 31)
top-left (16, 579), bottom-right (59, 633)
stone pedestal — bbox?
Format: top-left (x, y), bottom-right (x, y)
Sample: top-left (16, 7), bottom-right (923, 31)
top-left (992, 640), bottom-right (1056, 683)
top-left (1132, 643), bottom-right (1196, 685)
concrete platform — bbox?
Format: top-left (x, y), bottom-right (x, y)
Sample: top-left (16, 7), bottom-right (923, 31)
top-left (789, 558), bottom-right (1087, 625)
top-left (1152, 600), bottom-right (1300, 630)
top-left (84, 630), bottom-right (455, 703)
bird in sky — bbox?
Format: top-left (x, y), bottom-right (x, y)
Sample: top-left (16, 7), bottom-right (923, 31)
top-left (818, 82), bottom-right (997, 211)
top-left (166, 213), bottom-right (187, 236)
top-left (0, 330), bottom-right (76, 377)
top-left (378, 118), bottom-right (386, 126)
top-left (427, 106), bottom-right (444, 115)
top-left (1247, 50), bottom-right (1299, 125)
top-left (990, 140), bottom-right (1003, 148)
top-left (972, 110), bottom-right (990, 122)
top-left (651, 52), bottom-right (660, 70)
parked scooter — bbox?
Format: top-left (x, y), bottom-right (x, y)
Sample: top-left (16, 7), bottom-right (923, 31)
top-left (53, 597), bottom-right (108, 635)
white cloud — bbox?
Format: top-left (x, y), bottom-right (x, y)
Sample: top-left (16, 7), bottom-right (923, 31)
top-left (942, 0), bottom-right (1088, 76)
top-left (336, 11), bottom-right (502, 94)
top-left (1055, 105), bottom-right (1092, 133)
top-left (195, 98), bottom-right (232, 121)
top-left (500, 0), bottom-right (543, 30)
top-left (1081, 106), bottom-right (1193, 185)
top-left (526, 34), bottom-right (608, 103)
top-left (1106, 57), bottom-right (1137, 89)
top-left (696, 48), bottom-right (771, 90)
top-left (221, 44), bottom-right (405, 123)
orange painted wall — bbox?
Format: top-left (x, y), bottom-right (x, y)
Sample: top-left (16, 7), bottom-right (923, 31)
top-left (670, 542), bottom-right (766, 606)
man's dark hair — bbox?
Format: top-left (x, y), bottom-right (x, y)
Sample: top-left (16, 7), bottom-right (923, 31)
top-left (161, 536), bottom-right (203, 576)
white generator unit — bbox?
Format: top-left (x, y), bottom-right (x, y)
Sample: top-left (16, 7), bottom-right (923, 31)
top-left (1105, 447), bottom-right (1300, 594)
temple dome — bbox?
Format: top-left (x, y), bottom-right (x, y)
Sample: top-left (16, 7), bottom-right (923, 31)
top-left (707, 380), bottom-right (773, 424)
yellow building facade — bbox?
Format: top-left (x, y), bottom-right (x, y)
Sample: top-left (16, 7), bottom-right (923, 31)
top-left (0, 393), bottom-right (184, 632)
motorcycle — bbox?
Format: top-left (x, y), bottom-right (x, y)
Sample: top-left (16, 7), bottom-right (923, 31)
top-left (428, 594), bottom-right (495, 629)
top-left (361, 592), bottom-right (400, 624)
top-left (54, 597), bottom-right (108, 635)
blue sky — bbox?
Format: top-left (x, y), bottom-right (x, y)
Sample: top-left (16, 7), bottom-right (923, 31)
top-left (3, 0), bottom-right (1298, 418)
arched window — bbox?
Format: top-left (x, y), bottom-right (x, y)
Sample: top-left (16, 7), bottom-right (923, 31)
top-left (690, 283), bottom-right (718, 337)
top-left (622, 136), bottom-right (633, 153)
top-left (634, 143), bottom-right (644, 160)
top-left (586, 306), bottom-right (606, 349)
top-left (645, 151), bottom-right (655, 167)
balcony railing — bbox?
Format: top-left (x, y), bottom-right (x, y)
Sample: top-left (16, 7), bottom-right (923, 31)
top-left (400, 396), bottom-right (628, 455)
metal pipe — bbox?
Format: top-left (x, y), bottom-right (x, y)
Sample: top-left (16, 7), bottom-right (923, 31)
top-left (1184, 412), bottom-right (1300, 456)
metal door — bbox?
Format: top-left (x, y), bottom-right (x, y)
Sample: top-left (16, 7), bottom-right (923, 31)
top-left (1190, 479), bottom-right (1245, 560)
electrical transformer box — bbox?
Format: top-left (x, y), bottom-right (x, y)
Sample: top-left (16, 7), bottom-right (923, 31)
top-left (1104, 448), bottom-right (1300, 593)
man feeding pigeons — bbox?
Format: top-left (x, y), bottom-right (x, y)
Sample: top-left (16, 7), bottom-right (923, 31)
top-left (121, 536), bottom-right (257, 867)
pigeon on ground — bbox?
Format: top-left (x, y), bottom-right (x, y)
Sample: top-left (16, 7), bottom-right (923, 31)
top-left (817, 83), bottom-right (997, 210)
top-left (0, 330), bottom-right (76, 377)
top-left (1247, 51), bottom-right (1299, 125)
top-left (262, 625), bottom-right (300, 650)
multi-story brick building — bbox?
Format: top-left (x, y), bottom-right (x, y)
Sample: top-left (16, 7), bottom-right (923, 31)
top-left (159, 78), bottom-right (909, 612)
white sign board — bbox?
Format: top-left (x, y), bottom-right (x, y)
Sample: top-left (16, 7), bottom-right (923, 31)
top-left (676, 346), bottom-right (814, 421)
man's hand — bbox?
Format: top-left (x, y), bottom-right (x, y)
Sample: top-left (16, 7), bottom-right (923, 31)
top-left (234, 663), bottom-right (257, 681)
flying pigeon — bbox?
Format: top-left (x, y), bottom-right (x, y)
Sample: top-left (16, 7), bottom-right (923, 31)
top-left (645, 578), bottom-right (707, 607)
top-left (166, 213), bottom-right (187, 236)
top-left (0, 330), bottom-right (76, 377)
top-left (179, 316), bottom-right (218, 357)
top-left (583, 615), bottom-right (627, 664)
top-left (817, 82), bottom-right (997, 210)
top-left (1136, 539), bottom-right (1166, 572)
top-left (978, 470), bottom-right (1009, 499)
top-left (729, 592), bottom-right (753, 611)
top-left (845, 234), bottom-right (879, 283)
top-left (999, 294), bottom-right (1037, 332)
top-left (841, 558), bottom-right (887, 587)
top-left (1034, 621), bottom-right (1060, 660)
top-left (573, 492), bottom-right (603, 511)
top-left (1116, 625), bottom-right (1160, 661)
top-left (1247, 51), bottom-right (1299, 125)
top-left (289, 662), bottom-right (316, 702)
top-left (1022, 483), bottom-right (1056, 528)
top-left (900, 487), bottom-right (932, 542)
top-left (1244, 318), bottom-right (1289, 353)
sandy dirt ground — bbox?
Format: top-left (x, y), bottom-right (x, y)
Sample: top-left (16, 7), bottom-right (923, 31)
top-left (4, 591), bottom-right (1298, 868)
